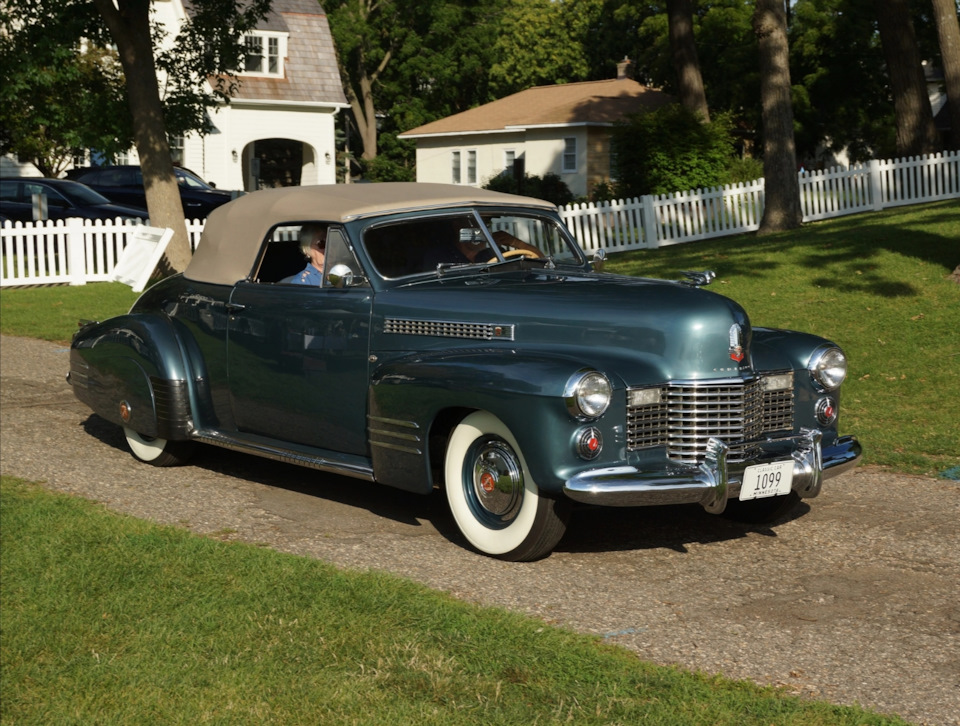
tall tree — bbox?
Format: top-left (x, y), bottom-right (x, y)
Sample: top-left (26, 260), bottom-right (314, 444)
top-left (790, 0), bottom-right (896, 162)
top-left (91, 0), bottom-right (271, 270)
top-left (930, 0), bottom-right (960, 150)
top-left (754, 0), bottom-right (801, 233)
top-left (326, 0), bottom-right (413, 162)
top-left (666, 0), bottom-right (710, 121)
top-left (876, 0), bottom-right (941, 156)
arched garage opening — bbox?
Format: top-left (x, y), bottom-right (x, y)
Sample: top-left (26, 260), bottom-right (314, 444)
top-left (241, 138), bottom-right (319, 191)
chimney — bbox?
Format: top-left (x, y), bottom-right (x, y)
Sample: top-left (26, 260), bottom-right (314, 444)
top-left (616, 57), bottom-right (634, 80)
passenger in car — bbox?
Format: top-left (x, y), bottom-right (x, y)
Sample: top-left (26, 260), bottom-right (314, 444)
top-left (285, 223), bottom-right (327, 285)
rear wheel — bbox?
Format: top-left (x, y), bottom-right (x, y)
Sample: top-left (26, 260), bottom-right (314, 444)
top-left (123, 427), bottom-right (195, 467)
top-left (444, 412), bottom-right (569, 561)
top-left (722, 491), bottom-right (801, 524)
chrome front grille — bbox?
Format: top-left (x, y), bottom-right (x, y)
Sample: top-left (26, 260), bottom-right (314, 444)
top-left (626, 374), bottom-right (795, 465)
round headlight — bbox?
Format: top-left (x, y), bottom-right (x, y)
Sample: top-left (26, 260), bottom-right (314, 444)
top-left (565, 370), bottom-right (612, 419)
top-left (809, 346), bottom-right (847, 390)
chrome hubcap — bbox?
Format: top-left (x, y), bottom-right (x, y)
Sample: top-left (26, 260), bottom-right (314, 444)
top-left (471, 439), bottom-right (523, 523)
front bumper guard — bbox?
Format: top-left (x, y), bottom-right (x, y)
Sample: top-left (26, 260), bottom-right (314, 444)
top-left (562, 430), bottom-right (861, 512)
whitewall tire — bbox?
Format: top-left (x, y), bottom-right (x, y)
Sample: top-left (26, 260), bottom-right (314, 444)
top-left (444, 411), bottom-right (568, 561)
top-left (123, 427), bottom-right (194, 467)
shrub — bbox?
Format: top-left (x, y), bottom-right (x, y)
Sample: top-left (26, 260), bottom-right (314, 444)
top-left (482, 171), bottom-right (574, 206)
top-left (611, 105), bottom-right (737, 197)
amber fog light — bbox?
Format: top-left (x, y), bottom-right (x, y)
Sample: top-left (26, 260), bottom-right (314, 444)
top-left (576, 427), bottom-right (603, 460)
top-left (815, 397), bottom-right (837, 426)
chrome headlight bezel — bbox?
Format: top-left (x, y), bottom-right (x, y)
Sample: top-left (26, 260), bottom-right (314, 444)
top-left (564, 369), bottom-right (612, 420)
top-left (808, 345), bottom-right (847, 391)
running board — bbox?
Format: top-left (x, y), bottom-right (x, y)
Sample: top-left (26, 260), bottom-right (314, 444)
top-left (193, 429), bottom-right (375, 482)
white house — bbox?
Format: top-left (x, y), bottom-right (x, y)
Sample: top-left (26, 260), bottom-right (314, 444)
top-left (3, 0), bottom-right (347, 192)
top-left (153, 0), bottom-right (348, 191)
top-left (399, 60), bottom-right (673, 198)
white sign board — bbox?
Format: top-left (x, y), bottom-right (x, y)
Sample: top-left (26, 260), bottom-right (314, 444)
top-left (111, 226), bottom-right (174, 292)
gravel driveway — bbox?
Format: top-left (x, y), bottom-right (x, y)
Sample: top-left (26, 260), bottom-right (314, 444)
top-left (2, 334), bottom-right (958, 725)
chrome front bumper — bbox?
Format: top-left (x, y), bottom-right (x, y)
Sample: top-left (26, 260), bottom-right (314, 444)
top-left (562, 430), bottom-right (861, 512)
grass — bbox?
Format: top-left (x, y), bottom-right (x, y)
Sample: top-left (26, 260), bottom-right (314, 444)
top-left (606, 200), bottom-right (960, 476)
top-left (0, 475), bottom-right (909, 726)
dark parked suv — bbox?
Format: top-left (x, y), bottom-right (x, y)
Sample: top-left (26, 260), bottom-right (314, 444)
top-left (0, 177), bottom-right (149, 223)
top-left (67, 165), bottom-right (232, 219)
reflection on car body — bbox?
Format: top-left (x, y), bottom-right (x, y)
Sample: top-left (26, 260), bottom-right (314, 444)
top-left (68, 183), bottom-right (861, 560)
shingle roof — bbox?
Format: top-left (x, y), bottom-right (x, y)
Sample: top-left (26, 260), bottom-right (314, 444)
top-left (399, 79), bottom-right (673, 138)
top-left (213, 0), bottom-right (346, 106)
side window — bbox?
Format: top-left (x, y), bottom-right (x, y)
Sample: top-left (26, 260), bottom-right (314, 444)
top-left (25, 184), bottom-right (67, 208)
top-left (98, 168), bottom-right (132, 187)
top-left (323, 228), bottom-right (368, 287)
top-left (0, 181), bottom-right (20, 203)
top-left (254, 224), bottom-right (308, 283)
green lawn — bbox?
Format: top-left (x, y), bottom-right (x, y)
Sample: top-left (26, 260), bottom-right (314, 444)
top-left (0, 476), bottom-right (909, 725)
top-left (606, 200), bottom-right (960, 476)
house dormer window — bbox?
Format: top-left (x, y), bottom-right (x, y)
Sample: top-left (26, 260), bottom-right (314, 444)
top-left (243, 31), bottom-right (285, 77)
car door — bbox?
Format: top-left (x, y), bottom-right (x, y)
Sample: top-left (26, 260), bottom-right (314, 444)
top-left (225, 227), bottom-right (373, 456)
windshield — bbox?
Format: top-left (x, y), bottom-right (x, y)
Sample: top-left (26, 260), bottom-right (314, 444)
top-left (175, 169), bottom-right (213, 190)
top-left (53, 181), bottom-right (112, 205)
top-left (363, 210), bottom-right (584, 279)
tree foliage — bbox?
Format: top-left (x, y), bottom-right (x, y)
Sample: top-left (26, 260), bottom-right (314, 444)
top-left (610, 105), bottom-right (736, 196)
top-left (0, 3), bottom-right (129, 176)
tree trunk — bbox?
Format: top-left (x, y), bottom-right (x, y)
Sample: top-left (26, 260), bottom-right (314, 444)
top-left (930, 0), bottom-right (960, 150)
top-left (92, 0), bottom-right (192, 273)
top-left (667, 0), bottom-right (710, 122)
top-left (754, 0), bottom-right (801, 234)
top-left (876, 0), bottom-right (941, 156)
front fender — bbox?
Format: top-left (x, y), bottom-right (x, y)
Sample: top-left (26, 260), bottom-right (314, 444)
top-left (69, 314), bottom-right (196, 439)
top-left (368, 349), bottom-right (624, 494)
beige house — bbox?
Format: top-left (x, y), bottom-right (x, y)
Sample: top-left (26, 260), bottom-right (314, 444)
top-left (399, 61), bottom-right (672, 198)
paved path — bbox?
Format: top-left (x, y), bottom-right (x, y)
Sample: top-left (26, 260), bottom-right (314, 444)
top-left (2, 334), bottom-right (958, 725)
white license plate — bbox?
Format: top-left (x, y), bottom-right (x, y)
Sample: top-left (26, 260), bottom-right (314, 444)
top-left (739, 460), bottom-right (794, 501)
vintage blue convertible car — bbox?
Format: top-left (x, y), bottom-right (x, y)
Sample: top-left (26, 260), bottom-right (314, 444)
top-left (69, 183), bottom-right (861, 560)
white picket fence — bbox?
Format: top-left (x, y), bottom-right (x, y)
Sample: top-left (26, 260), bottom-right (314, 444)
top-left (564, 151), bottom-right (960, 254)
top-left (2, 151), bottom-right (958, 287)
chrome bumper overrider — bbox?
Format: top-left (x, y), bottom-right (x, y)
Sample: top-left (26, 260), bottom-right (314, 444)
top-left (562, 430), bottom-right (861, 512)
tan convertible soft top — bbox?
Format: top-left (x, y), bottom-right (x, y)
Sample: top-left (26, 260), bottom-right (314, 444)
top-left (184, 183), bottom-right (557, 286)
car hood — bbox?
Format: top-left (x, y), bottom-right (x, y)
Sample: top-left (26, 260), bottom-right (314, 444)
top-left (94, 202), bottom-right (149, 219)
top-left (374, 272), bottom-right (754, 382)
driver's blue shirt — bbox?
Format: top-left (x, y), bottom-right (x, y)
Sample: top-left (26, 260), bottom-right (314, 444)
top-left (289, 264), bottom-right (323, 285)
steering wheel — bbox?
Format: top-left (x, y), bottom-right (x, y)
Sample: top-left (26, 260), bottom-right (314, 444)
top-left (502, 249), bottom-right (542, 260)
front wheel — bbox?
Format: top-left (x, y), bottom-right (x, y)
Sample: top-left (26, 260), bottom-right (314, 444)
top-left (444, 412), bottom-right (569, 561)
top-left (123, 427), bottom-right (195, 467)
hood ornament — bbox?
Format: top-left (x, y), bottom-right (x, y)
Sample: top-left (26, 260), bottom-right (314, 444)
top-left (729, 324), bottom-right (745, 362)
top-left (679, 270), bottom-right (716, 287)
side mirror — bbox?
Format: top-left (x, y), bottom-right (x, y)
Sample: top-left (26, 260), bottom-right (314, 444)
top-left (591, 248), bottom-right (606, 272)
top-left (326, 263), bottom-right (356, 288)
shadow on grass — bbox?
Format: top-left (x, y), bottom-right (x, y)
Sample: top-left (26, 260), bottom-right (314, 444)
top-left (80, 413), bottom-right (801, 557)
top-left (610, 201), bottom-right (959, 300)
